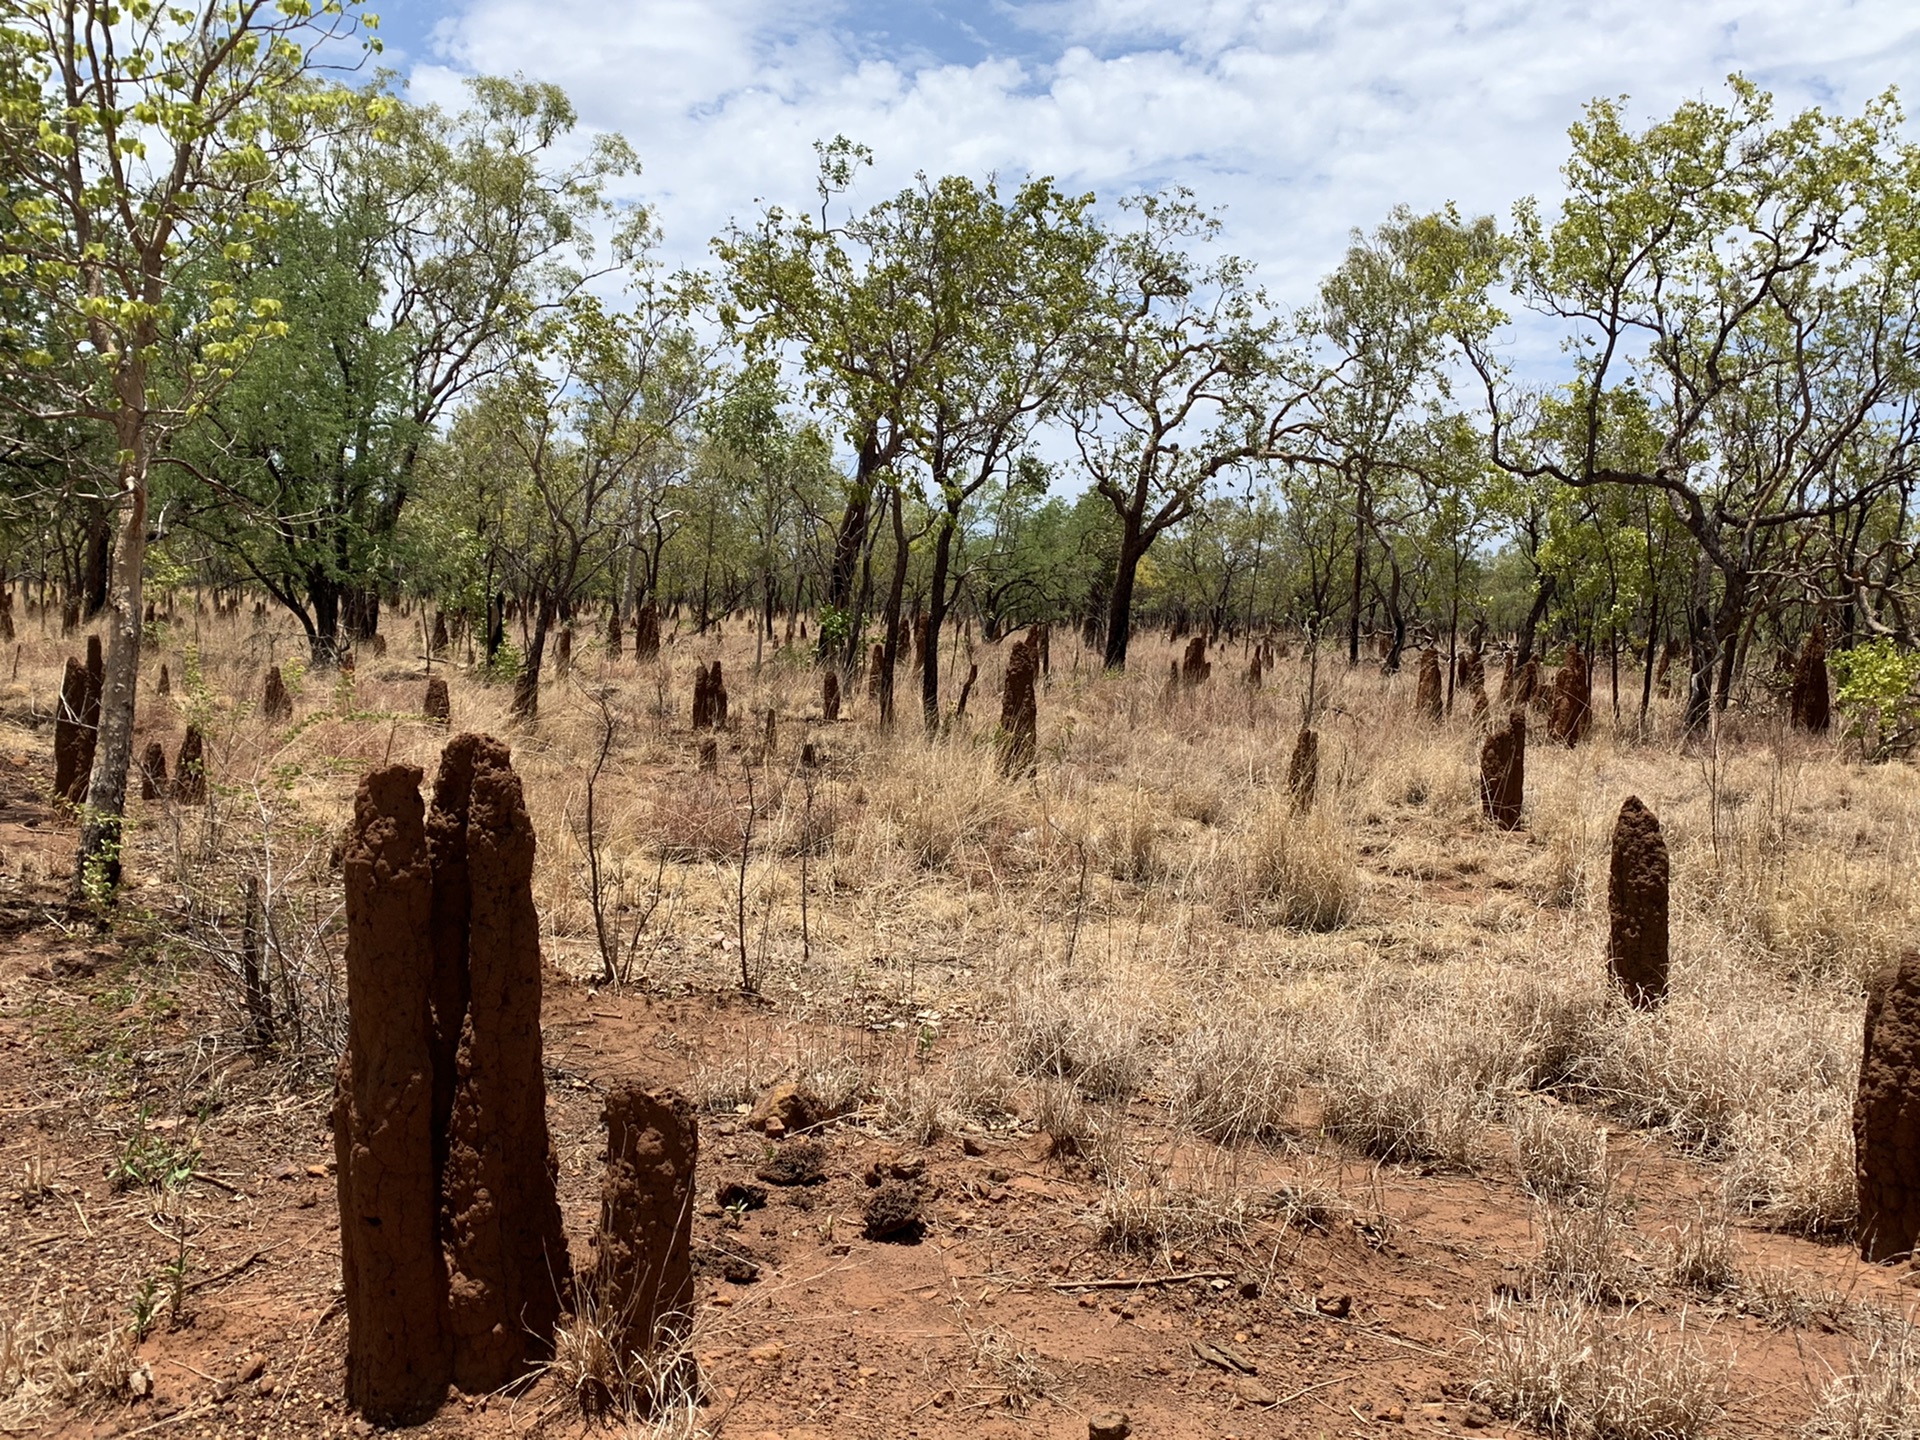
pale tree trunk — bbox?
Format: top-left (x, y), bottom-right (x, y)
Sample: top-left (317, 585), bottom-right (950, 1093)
top-left (73, 436), bottom-right (147, 903)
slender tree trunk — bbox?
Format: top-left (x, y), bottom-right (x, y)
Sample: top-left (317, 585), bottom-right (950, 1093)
top-left (1346, 468), bottom-right (1369, 666)
top-left (1639, 592), bottom-right (1659, 727)
top-left (922, 507), bottom-right (960, 731)
top-left (1516, 573), bottom-right (1555, 665)
top-left (72, 440), bottom-right (148, 903)
top-left (512, 594), bottom-right (556, 720)
top-left (877, 488), bottom-right (908, 727)
top-left (1102, 519), bottom-right (1145, 670)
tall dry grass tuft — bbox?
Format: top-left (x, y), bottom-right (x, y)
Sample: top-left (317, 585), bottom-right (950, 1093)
top-left (1804, 1315), bottom-right (1920, 1440)
top-left (1474, 1299), bottom-right (1726, 1440)
top-left (1228, 799), bottom-right (1363, 930)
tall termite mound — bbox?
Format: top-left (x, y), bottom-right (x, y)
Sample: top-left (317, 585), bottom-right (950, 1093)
top-left (1857, 950), bottom-right (1920, 1262)
top-left (1547, 645), bottom-right (1592, 745)
top-left (434, 734), bottom-right (573, 1390)
top-left (1180, 636), bottom-right (1211, 687)
top-left (1790, 624), bottom-right (1831, 733)
top-left (157, 662), bottom-right (171, 698)
top-left (999, 636), bottom-right (1038, 775)
top-left (554, 627), bottom-right (573, 677)
top-left (174, 726), bottom-right (207, 804)
top-left (53, 657), bottom-right (88, 801)
top-left (334, 764), bottom-right (450, 1425)
top-left (1606, 796), bottom-right (1668, 1008)
top-left (1478, 709), bottom-right (1525, 830)
top-left (423, 677), bottom-right (451, 725)
top-left (692, 662), bottom-right (727, 730)
top-left (333, 735), bottom-right (573, 1420)
top-left (822, 669), bottom-right (841, 722)
top-left (139, 742), bottom-right (168, 801)
top-left (1414, 648), bottom-right (1443, 721)
top-left (634, 601), bottom-right (660, 661)
top-left (1286, 727), bottom-right (1319, 810)
top-left (263, 665), bottom-right (293, 722)
top-left (593, 1087), bottom-right (698, 1380)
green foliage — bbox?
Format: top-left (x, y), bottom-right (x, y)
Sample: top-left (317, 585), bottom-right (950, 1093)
top-left (111, 1108), bottom-right (200, 1192)
top-left (1832, 640), bottom-right (1920, 761)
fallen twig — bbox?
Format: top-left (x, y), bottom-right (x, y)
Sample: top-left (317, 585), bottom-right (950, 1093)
top-left (1051, 1269), bottom-right (1234, 1291)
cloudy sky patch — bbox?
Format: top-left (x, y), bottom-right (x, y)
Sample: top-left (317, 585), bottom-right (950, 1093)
top-left (364, 0), bottom-right (1918, 303)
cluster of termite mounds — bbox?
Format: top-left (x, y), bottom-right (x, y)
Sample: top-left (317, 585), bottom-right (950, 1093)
top-left (334, 732), bottom-right (699, 1425)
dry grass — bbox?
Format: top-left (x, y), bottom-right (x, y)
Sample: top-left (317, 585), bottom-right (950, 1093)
top-left (3, 605), bottom-right (1900, 1414)
top-left (1803, 1314), bottom-right (1920, 1440)
top-left (1474, 1298), bottom-right (1727, 1440)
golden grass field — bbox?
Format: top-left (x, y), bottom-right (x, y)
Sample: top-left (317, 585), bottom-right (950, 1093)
top-left (3, 599), bottom-right (1919, 1439)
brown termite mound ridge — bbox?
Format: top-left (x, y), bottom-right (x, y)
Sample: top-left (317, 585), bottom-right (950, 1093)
top-left (822, 668), bottom-right (841, 722)
top-left (53, 657), bottom-right (88, 802)
top-left (1606, 795), bottom-right (1669, 1008)
top-left (174, 726), bottom-right (208, 805)
top-left (1856, 949), bottom-right (1920, 1263)
top-left (1513, 657), bottom-right (1540, 707)
top-left (1479, 709), bottom-right (1525, 831)
top-left (138, 742), bottom-right (168, 801)
top-left (1547, 645), bottom-right (1592, 745)
top-left (263, 665), bottom-right (293, 722)
top-left (157, 662), bottom-right (171, 697)
top-left (332, 736), bottom-right (574, 1419)
top-left (865, 642), bottom-right (886, 701)
top-left (433, 735), bottom-right (573, 1392)
top-left (334, 763), bottom-right (451, 1425)
top-left (423, 677), bottom-right (451, 725)
top-left (1180, 635), bottom-right (1211, 687)
top-left (634, 601), bottom-right (660, 661)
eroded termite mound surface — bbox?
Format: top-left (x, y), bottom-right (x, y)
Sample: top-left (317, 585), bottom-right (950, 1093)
top-left (1479, 708), bottom-right (1525, 830)
top-left (593, 1087), bottom-right (699, 1379)
top-left (1857, 950), bottom-right (1920, 1262)
top-left (332, 734), bottom-right (573, 1418)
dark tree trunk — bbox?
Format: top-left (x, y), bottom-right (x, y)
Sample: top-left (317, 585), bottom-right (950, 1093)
top-left (922, 508), bottom-right (960, 731)
top-left (1102, 521), bottom-right (1146, 670)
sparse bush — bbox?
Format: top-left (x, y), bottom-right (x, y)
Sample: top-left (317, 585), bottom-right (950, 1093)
top-left (1165, 1006), bottom-right (1301, 1143)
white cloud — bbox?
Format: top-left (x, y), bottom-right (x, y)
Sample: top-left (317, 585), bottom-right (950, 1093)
top-left (406, 0), bottom-right (1920, 307)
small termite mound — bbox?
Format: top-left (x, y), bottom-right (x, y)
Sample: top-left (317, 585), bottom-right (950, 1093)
top-left (1478, 709), bottom-right (1525, 831)
top-left (1607, 795), bottom-right (1668, 1008)
top-left (591, 1087), bottom-right (699, 1395)
top-left (263, 665), bottom-right (293, 722)
top-left (999, 636), bottom-right (1038, 776)
top-left (1857, 950), bottom-right (1920, 1263)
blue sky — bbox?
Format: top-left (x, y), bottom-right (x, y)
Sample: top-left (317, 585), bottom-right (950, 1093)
top-left (366, 0), bottom-right (1919, 307)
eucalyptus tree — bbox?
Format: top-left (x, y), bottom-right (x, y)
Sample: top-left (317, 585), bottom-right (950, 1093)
top-left (442, 275), bottom-right (711, 720)
top-left (716, 138), bottom-right (919, 671)
top-left (1068, 191), bottom-right (1319, 669)
top-left (168, 76), bottom-right (635, 662)
top-left (896, 174), bottom-right (1101, 726)
top-left (1292, 205), bottom-right (1507, 668)
top-left (0, 0), bottom-right (372, 898)
top-left (1467, 80), bottom-right (1920, 729)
